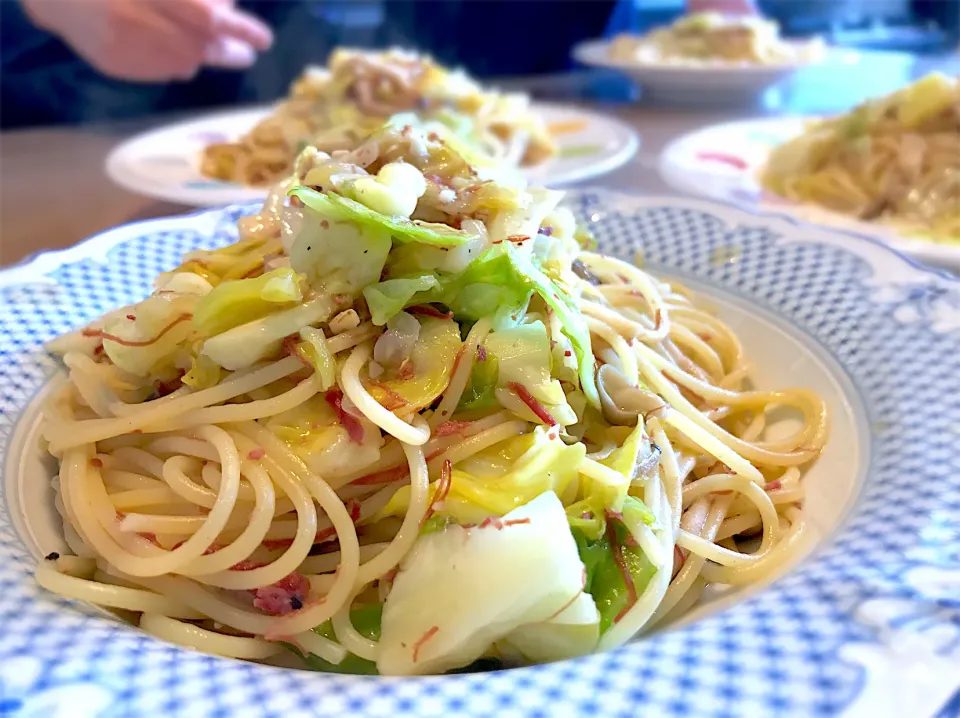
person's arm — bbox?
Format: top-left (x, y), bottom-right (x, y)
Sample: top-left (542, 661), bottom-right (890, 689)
top-left (20, 0), bottom-right (273, 82)
top-left (686, 0), bottom-right (758, 14)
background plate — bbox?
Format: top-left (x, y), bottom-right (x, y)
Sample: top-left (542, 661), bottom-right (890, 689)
top-left (105, 103), bottom-right (639, 207)
top-left (658, 117), bottom-right (960, 271)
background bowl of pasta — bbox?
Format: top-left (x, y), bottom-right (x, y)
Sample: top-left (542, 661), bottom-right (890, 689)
top-left (1, 192), bottom-right (959, 717)
top-left (572, 33), bottom-right (831, 105)
top-left (659, 110), bottom-right (960, 270)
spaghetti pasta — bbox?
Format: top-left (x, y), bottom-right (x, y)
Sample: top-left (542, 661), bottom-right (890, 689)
top-left (201, 48), bottom-right (556, 187)
top-left (37, 119), bottom-right (827, 676)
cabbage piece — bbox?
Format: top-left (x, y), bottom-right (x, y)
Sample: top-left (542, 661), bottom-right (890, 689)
top-left (457, 351), bottom-right (499, 412)
top-left (378, 428), bottom-right (585, 524)
top-left (598, 422), bottom-right (654, 513)
top-left (286, 208), bottom-right (391, 295)
top-left (500, 592), bottom-right (599, 662)
top-left (502, 244), bottom-right (599, 408)
top-left (201, 295), bottom-right (337, 370)
top-left (298, 327), bottom-right (336, 390)
top-left (485, 321), bottom-right (577, 426)
top-left (100, 295), bottom-right (196, 376)
top-left (363, 275), bottom-right (439, 326)
top-left (573, 520), bottom-right (657, 634)
top-left (377, 491), bottom-right (587, 676)
top-left (192, 268), bottom-right (303, 337)
top-left (486, 187), bottom-right (564, 248)
top-left (265, 394), bottom-right (382, 479)
top-left (182, 353), bottom-right (222, 390)
top-left (289, 187), bottom-right (477, 247)
top-left (364, 317), bottom-right (462, 411)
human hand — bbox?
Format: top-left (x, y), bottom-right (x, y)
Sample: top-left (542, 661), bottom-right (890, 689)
top-left (22, 0), bottom-right (273, 82)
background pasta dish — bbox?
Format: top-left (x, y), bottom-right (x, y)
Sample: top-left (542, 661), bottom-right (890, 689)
top-left (38, 119), bottom-right (828, 676)
top-left (761, 73), bottom-right (960, 242)
top-left (201, 48), bottom-right (556, 187)
top-left (609, 13), bottom-right (822, 66)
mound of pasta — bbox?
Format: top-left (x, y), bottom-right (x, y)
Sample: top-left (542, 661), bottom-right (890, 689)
top-left (761, 73), bottom-right (960, 242)
top-left (39, 120), bottom-right (828, 676)
top-left (201, 47), bottom-right (555, 187)
top-left (609, 13), bottom-right (820, 65)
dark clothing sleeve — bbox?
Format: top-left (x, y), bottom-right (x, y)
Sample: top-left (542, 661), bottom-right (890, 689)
top-left (383, 0), bottom-right (618, 77)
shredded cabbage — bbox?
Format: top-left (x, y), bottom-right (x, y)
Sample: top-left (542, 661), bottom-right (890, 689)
top-left (192, 267), bottom-right (303, 337)
top-left (290, 187), bottom-right (477, 247)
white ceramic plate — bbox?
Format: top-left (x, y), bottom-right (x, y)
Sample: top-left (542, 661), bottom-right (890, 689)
top-left (573, 39), bottom-right (838, 105)
top-left (2, 191), bottom-right (960, 717)
top-left (659, 116), bottom-right (960, 271)
top-left (105, 102), bottom-right (639, 206)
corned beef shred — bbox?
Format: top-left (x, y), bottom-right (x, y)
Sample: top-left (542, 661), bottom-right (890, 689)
top-left (325, 388), bottom-right (365, 443)
top-left (254, 572), bottom-right (311, 615)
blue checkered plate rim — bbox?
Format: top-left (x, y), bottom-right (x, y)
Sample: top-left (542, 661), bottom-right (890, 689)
top-left (1, 191), bottom-right (959, 718)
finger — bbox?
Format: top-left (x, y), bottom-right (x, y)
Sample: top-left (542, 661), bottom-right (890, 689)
top-left (159, 0), bottom-right (273, 51)
top-left (202, 36), bottom-right (257, 69)
top-left (209, 4), bottom-right (273, 51)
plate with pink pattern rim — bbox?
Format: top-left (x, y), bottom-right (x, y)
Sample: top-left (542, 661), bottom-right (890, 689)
top-left (658, 116), bottom-right (960, 271)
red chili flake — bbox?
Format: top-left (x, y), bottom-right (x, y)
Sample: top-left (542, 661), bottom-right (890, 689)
top-left (247, 448), bottom-right (266, 460)
top-left (764, 480), bottom-right (783, 492)
top-left (476, 344), bottom-right (487, 363)
top-left (93, 343), bottom-right (105, 357)
top-left (608, 520), bottom-right (638, 624)
top-left (502, 518), bottom-right (531, 527)
top-left (478, 516), bottom-right (503, 530)
top-left (421, 459), bottom-right (453, 526)
top-left (654, 308), bottom-right (663, 331)
top-left (90, 457), bottom-right (103, 468)
top-left (382, 567), bottom-right (399, 584)
top-left (545, 588), bottom-right (583, 621)
top-left (435, 420), bottom-right (473, 437)
top-left (695, 151), bottom-right (749, 170)
top-left (125, 314), bottom-right (136, 321)
top-left (320, 219), bottom-right (330, 229)
top-left (82, 313), bottom-right (192, 348)
top-left (411, 625), bottom-right (439, 663)
top-left (254, 572), bottom-right (310, 616)
top-left (132, 429), bottom-right (143, 434)
top-left (563, 349), bottom-right (572, 357)
top-left (325, 388), bottom-right (365, 444)
top-left (407, 304), bottom-right (454, 320)
top-left (505, 234), bottom-right (530, 243)
top-left (507, 381), bottom-right (557, 426)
